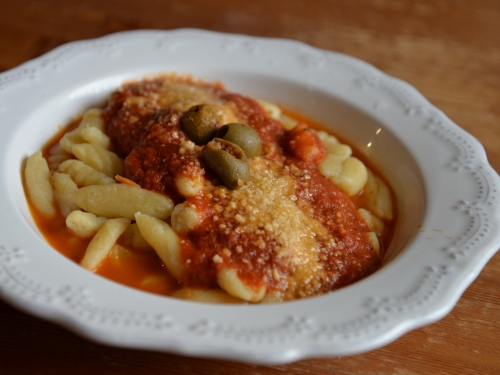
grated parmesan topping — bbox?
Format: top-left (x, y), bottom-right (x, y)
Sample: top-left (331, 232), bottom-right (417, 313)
top-left (211, 157), bottom-right (333, 298)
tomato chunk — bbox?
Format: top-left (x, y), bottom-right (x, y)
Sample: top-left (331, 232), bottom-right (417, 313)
top-left (284, 122), bottom-right (326, 163)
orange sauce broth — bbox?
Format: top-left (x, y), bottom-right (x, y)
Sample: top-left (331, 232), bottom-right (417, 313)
top-left (26, 106), bottom-right (395, 298)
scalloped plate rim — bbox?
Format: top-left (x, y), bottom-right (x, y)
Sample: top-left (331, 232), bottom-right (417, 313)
top-left (0, 29), bottom-right (499, 364)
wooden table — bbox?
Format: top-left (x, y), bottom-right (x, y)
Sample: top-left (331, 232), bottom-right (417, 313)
top-left (1, 1), bottom-right (499, 373)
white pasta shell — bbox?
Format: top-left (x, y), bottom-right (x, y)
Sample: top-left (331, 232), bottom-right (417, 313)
top-left (52, 172), bottom-right (79, 217)
top-left (58, 159), bottom-right (115, 186)
top-left (362, 169), bottom-right (394, 221)
top-left (357, 208), bottom-right (385, 237)
top-left (314, 130), bottom-right (341, 153)
top-left (72, 143), bottom-right (125, 178)
top-left (66, 210), bottom-right (108, 238)
top-left (72, 184), bottom-right (174, 220)
top-left (25, 151), bottom-right (56, 217)
top-left (217, 267), bottom-right (266, 303)
top-left (60, 129), bottom-right (84, 154)
top-left (80, 218), bottom-right (130, 271)
top-left (80, 127), bottom-right (111, 150)
top-left (135, 213), bottom-right (183, 281)
top-left (318, 153), bottom-right (344, 182)
top-left (337, 157), bottom-right (368, 196)
top-left (327, 143), bottom-right (352, 160)
top-left (80, 108), bottom-right (105, 131)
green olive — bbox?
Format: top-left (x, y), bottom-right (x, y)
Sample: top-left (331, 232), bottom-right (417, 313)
top-left (216, 123), bottom-right (262, 158)
top-left (181, 104), bottom-right (221, 145)
top-left (203, 138), bottom-right (250, 189)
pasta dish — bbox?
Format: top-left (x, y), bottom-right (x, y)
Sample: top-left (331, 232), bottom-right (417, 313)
top-left (24, 74), bottom-right (394, 303)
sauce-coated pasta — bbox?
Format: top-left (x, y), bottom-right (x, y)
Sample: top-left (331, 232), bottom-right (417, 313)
top-left (24, 74), bottom-right (395, 303)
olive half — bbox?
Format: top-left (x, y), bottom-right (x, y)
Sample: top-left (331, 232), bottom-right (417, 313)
top-left (216, 123), bottom-right (262, 158)
top-left (203, 138), bottom-right (250, 189)
top-left (181, 104), bottom-right (221, 145)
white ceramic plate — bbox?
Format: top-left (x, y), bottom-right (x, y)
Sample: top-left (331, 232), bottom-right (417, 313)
top-left (1, 29), bottom-right (499, 364)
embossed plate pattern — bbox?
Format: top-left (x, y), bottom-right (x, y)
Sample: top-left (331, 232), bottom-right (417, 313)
top-left (0, 29), bottom-right (499, 364)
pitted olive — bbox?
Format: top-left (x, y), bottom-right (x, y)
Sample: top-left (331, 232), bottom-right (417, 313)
top-left (216, 123), bottom-right (262, 158)
top-left (203, 138), bottom-right (250, 189)
top-left (181, 104), bottom-right (221, 145)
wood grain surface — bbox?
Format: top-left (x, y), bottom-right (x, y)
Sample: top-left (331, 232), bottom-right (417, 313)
top-left (1, 0), bottom-right (499, 374)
